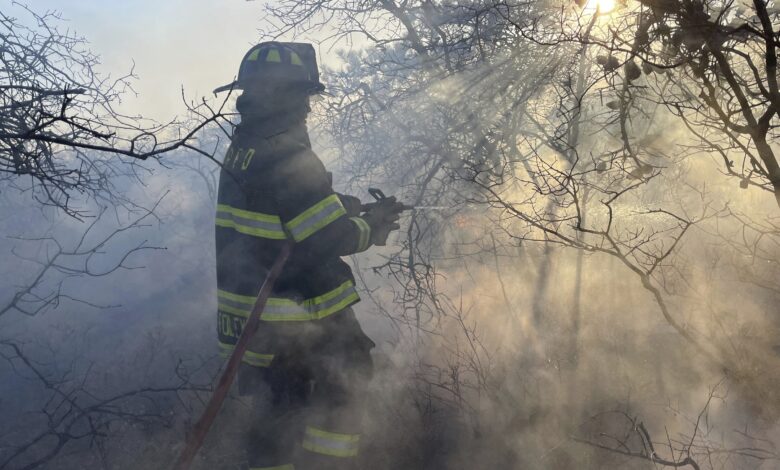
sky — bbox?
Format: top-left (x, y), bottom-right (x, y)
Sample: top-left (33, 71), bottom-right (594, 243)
top-left (14, 0), bottom-right (336, 121)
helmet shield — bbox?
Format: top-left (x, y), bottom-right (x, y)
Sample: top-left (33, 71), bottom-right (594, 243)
top-left (214, 42), bottom-right (326, 95)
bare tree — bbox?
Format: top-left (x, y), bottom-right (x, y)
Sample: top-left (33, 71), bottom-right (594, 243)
top-left (0, 339), bottom-right (215, 470)
top-left (0, 200), bottom-right (166, 320)
top-left (518, 0), bottom-right (780, 209)
top-left (0, 5), bottom-right (239, 468)
top-left (0, 4), bottom-right (233, 217)
top-left (575, 380), bottom-right (780, 469)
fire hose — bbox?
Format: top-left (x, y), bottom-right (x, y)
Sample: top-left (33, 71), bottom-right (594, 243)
top-left (173, 241), bottom-right (293, 470)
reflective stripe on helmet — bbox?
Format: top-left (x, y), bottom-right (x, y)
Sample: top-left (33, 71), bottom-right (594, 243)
top-left (290, 51), bottom-right (303, 66)
top-left (215, 204), bottom-right (287, 240)
top-left (284, 194), bottom-right (346, 242)
top-left (217, 280), bottom-right (359, 322)
top-left (247, 49), bottom-right (261, 61)
top-left (350, 216), bottom-right (371, 252)
top-left (302, 426), bottom-right (360, 458)
top-left (266, 48), bottom-right (281, 62)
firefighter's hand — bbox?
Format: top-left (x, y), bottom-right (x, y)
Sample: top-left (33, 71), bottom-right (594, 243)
top-left (337, 193), bottom-right (362, 216)
top-left (362, 196), bottom-right (404, 246)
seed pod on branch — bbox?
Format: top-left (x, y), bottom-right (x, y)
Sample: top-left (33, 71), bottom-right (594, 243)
top-left (625, 60), bottom-right (642, 82)
top-left (597, 55), bottom-right (621, 72)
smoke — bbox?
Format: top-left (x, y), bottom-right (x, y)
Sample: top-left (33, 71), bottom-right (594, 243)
top-left (305, 39), bottom-right (780, 469)
top-left (3, 21), bottom-right (780, 470)
top-left (0, 142), bottom-right (226, 469)
top-left (344, 213), bottom-right (780, 469)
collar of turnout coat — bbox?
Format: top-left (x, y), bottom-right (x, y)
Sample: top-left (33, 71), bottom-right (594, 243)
top-left (237, 105), bottom-right (310, 139)
top-left (233, 117), bottom-right (313, 160)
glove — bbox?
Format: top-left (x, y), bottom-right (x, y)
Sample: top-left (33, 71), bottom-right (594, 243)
top-left (362, 196), bottom-right (404, 246)
top-left (337, 193), bottom-right (362, 217)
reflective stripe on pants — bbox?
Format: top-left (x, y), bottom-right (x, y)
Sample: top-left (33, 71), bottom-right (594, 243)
top-left (302, 426), bottom-right (360, 458)
top-left (218, 341), bottom-right (274, 367)
top-left (244, 307), bottom-right (372, 469)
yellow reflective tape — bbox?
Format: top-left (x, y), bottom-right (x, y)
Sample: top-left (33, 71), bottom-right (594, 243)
top-left (247, 49), bottom-right (260, 61)
top-left (350, 217), bottom-right (371, 252)
top-left (245, 350), bottom-right (274, 361)
top-left (290, 51), bottom-right (303, 66)
top-left (266, 48), bottom-right (281, 62)
top-left (218, 289), bottom-right (256, 304)
top-left (296, 205), bottom-right (344, 241)
top-left (285, 194), bottom-right (342, 229)
top-left (243, 350), bottom-right (274, 367)
top-left (305, 280), bottom-right (354, 307)
top-left (216, 204), bottom-right (281, 223)
top-left (302, 442), bottom-right (358, 458)
top-left (305, 426), bottom-right (360, 442)
top-left (260, 312), bottom-right (312, 322)
top-left (215, 204), bottom-right (287, 240)
top-left (302, 426), bottom-right (359, 458)
top-left (216, 218), bottom-right (287, 240)
top-left (243, 357), bottom-right (273, 367)
top-left (258, 294), bottom-right (358, 322)
top-left (218, 342), bottom-right (274, 367)
top-left (285, 194), bottom-right (346, 242)
top-left (260, 281), bottom-right (359, 321)
top-left (318, 291), bottom-right (359, 317)
top-left (217, 281), bottom-right (359, 322)
top-left (265, 296), bottom-right (299, 306)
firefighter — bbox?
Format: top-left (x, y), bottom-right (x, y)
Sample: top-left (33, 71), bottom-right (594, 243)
top-left (213, 42), bottom-right (403, 470)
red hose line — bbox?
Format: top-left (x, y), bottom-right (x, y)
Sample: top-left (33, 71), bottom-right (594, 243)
top-left (174, 242), bottom-right (293, 470)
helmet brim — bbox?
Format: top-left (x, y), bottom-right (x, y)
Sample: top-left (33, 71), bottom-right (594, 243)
top-left (213, 81), bottom-right (239, 95)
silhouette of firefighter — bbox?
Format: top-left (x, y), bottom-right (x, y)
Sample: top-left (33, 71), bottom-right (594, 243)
top-left (213, 42), bottom-right (403, 469)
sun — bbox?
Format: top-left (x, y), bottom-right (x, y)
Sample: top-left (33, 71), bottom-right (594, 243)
top-left (584, 0), bottom-right (616, 14)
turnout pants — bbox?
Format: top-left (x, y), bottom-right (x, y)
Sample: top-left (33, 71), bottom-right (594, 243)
top-left (237, 307), bottom-right (374, 470)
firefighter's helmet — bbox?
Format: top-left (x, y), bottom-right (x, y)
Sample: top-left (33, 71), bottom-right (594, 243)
top-left (214, 42), bottom-right (325, 95)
